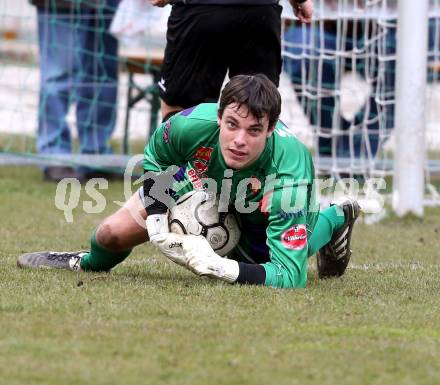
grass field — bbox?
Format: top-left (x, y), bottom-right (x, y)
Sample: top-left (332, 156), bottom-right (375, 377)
top-left (1, 165), bottom-right (440, 385)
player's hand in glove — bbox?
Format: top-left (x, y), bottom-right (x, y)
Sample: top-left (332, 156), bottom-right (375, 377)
top-left (146, 213), bottom-right (187, 266)
top-left (181, 235), bottom-right (239, 283)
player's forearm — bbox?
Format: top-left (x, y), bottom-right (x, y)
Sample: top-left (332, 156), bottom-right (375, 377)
top-left (235, 263), bottom-right (266, 285)
top-left (236, 261), bottom-right (306, 288)
top-left (142, 176), bottom-right (169, 214)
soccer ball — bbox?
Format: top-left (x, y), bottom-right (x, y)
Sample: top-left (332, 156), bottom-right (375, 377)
top-left (169, 190), bottom-right (241, 256)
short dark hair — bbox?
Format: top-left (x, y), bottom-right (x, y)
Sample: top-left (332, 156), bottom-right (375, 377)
top-left (218, 74), bottom-right (281, 129)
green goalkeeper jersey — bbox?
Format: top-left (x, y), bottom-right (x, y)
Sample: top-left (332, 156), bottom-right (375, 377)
top-left (143, 103), bottom-right (319, 288)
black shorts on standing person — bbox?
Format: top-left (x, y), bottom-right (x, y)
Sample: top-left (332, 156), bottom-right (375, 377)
top-left (158, 2), bottom-right (282, 109)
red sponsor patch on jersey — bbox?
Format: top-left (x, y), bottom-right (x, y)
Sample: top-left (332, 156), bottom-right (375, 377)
top-left (187, 168), bottom-right (204, 190)
top-left (281, 224), bottom-right (307, 250)
top-left (193, 146), bottom-right (213, 162)
top-left (194, 160), bottom-right (208, 174)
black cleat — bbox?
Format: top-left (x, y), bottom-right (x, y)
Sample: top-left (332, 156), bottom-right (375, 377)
top-left (17, 251), bottom-right (87, 271)
top-left (317, 199), bottom-right (361, 279)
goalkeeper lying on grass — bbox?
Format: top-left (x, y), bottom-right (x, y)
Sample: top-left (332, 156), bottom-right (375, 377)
top-left (18, 74), bottom-right (360, 288)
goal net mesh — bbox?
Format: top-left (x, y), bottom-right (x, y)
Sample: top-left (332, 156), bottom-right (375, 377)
top-left (0, 0), bottom-right (167, 170)
top-left (1, 0), bottom-right (440, 209)
top-left (280, 0), bottom-right (440, 207)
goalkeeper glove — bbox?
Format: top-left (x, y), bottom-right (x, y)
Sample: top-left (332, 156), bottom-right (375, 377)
top-left (181, 235), bottom-right (239, 283)
top-left (146, 213), bottom-right (187, 266)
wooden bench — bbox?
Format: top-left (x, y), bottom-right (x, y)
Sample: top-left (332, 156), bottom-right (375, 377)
top-left (119, 48), bottom-right (164, 154)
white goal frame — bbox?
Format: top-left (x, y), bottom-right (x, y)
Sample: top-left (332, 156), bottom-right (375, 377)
top-left (393, 0), bottom-right (429, 216)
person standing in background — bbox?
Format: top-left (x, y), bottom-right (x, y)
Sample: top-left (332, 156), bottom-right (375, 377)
top-left (150, 0), bottom-right (314, 122)
top-left (31, 0), bottom-right (120, 182)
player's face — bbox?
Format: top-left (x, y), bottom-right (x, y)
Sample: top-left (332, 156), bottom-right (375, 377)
top-left (218, 104), bottom-right (274, 170)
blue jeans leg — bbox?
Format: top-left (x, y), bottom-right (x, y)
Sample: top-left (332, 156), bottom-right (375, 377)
top-left (36, 10), bottom-right (75, 155)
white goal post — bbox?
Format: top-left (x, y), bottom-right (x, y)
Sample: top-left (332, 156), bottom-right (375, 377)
top-left (393, 0), bottom-right (429, 216)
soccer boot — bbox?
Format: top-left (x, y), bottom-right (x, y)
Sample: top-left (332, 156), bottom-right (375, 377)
top-left (316, 199), bottom-right (361, 279)
top-left (17, 251), bottom-right (87, 271)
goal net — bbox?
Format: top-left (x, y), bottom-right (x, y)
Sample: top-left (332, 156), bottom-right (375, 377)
top-left (0, 0), bottom-right (167, 171)
top-left (280, 0), bottom-right (440, 215)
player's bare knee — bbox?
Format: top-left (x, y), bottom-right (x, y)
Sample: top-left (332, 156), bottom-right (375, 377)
top-left (96, 221), bottom-right (125, 251)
